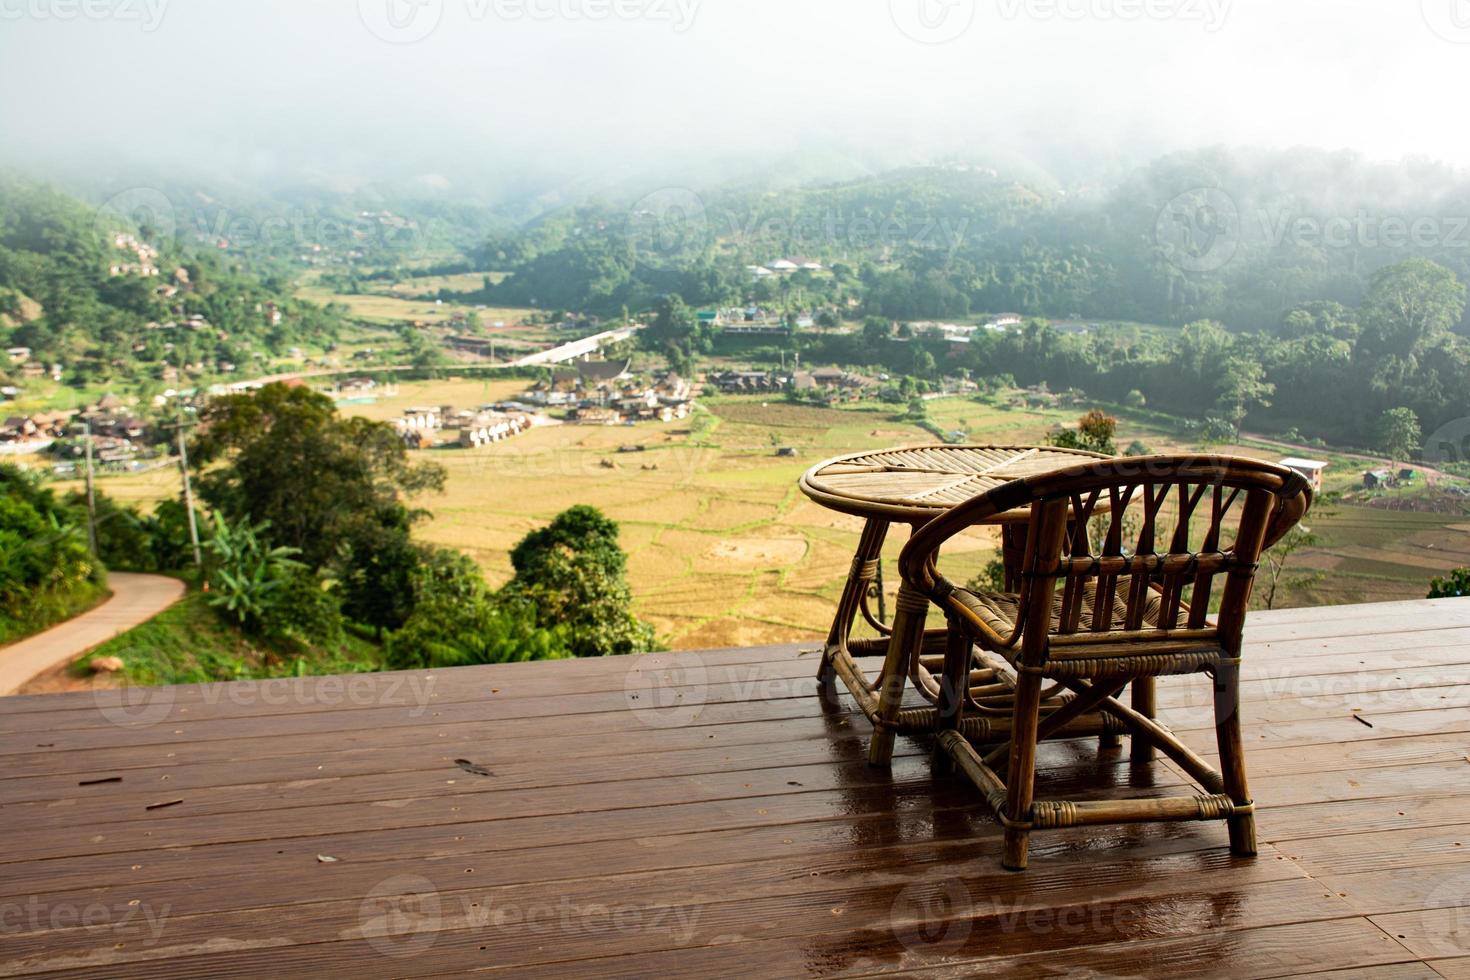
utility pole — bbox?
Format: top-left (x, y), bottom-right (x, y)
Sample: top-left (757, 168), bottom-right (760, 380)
top-left (82, 419), bottom-right (98, 555)
top-left (162, 406), bottom-right (203, 570)
top-left (175, 418), bottom-right (203, 570)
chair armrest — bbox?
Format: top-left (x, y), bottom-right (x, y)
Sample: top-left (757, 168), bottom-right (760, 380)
top-left (898, 479), bottom-right (1036, 593)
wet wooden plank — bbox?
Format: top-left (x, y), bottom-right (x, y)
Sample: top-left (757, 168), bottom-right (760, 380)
top-left (0, 597), bottom-right (1466, 977)
top-left (1370, 907), bottom-right (1470, 960)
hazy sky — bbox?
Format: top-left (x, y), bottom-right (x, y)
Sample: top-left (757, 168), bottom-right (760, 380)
top-left (1, 0), bottom-right (1467, 192)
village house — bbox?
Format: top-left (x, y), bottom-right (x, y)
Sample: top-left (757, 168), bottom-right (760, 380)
top-left (571, 406), bottom-right (622, 425)
top-left (794, 368), bottom-right (872, 392)
top-left (711, 370), bottom-right (787, 394)
top-left (655, 373), bottom-right (692, 402)
top-left (396, 407), bottom-right (441, 433)
top-left (459, 412), bottom-right (532, 448)
top-left (1279, 457), bottom-right (1329, 493)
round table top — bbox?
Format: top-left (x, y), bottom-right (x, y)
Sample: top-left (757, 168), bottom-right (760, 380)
top-left (800, 444), bottom-right (1110, 523)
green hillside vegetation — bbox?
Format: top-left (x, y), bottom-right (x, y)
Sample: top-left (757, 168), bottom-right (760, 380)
top-left (0, 178), bottom-right (354, 388)
top-left (71, 589), bottom-right (385, 687)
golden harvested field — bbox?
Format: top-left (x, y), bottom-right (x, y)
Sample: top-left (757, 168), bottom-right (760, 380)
top-left (323, 380), bottom-right (1084, 649)
top-left (56, 378), bottom-right (1470, 650)
top-left (295, 278), bottom-right (534, 327)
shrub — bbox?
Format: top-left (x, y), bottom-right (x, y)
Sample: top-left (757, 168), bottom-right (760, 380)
top-left (1429, 568), bottom-right (1470, 599)
top-left (257, 567), bottom-right (344, 652)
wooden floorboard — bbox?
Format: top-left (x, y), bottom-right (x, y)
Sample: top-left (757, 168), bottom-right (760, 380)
top-left (0, 598), bottom-right (1466, 977)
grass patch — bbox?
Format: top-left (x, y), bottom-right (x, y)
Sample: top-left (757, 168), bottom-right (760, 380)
top-left (0, 579), bottom-right (109, 647)
top-left (72, 591), bottom-right (386, 686)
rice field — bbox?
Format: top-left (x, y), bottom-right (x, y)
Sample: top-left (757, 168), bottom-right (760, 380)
top-left (54, 380), bottom-right (1470, 650)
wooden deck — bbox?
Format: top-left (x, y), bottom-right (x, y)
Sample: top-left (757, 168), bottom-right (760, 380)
top-left (1, 597), bottom-right (1468, 978)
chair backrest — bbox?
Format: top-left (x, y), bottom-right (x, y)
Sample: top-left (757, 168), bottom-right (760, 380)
top-left (906, 455), bottom-right (1312, 656)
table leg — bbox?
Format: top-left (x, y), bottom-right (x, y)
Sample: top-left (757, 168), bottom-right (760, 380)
top-left (818, 517), bottom-right (890, 688)
top-left (868, 581), bottom-right (931, 766)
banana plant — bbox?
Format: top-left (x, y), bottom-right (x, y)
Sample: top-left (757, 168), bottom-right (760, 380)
top-left (205, 513), bottom-right (304, 626)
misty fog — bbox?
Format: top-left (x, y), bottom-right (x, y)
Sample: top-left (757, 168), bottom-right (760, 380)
top-left (1, 0), bottom-right (1467, 195)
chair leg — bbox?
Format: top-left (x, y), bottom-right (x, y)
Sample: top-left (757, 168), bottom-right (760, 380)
top-left (1213, 662), bottom-right (1256, 856)
top-left (866, 586), bottom-right (926, 767)
top-left (1130, 677), bottom-right (1157, 763)
top-left (816, 649), bottom-right (837, 687)
top-left (1002, 670), bottom-right (1045, 871)
top-left (933, 617), bottom-right (971, 777)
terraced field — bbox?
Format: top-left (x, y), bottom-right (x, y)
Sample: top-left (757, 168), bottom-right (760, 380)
top-left (52, 377), bottom-right (1470, 650)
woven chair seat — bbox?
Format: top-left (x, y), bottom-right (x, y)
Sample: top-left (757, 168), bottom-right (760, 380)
top-left (951, 580), bottom-right (1224, 678)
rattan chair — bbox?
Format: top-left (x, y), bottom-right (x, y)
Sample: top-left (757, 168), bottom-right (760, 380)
top-left (896, 455), bottom-right (1312, 870)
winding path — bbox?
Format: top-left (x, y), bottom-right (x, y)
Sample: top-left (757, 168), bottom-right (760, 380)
top-left (0, 573), bottom-right (186, 696)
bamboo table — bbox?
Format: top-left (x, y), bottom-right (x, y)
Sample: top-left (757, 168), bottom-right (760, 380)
top-left (800, 444), bottom-right (1114, 763)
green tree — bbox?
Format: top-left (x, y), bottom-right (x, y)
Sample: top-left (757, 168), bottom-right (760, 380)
top-left (1215, 355), bottom-right (1275, 437)
top-left (503, 505), bottom-right (656, 658)
top-left (1375, 407), bottom-right (1422, 467)
top-left (1429, 568), bottom-right (1470, 599)
top-left (191, 383), bottom-right (445, 572)
top-left (387, 548), bottom-right (570, 669)
top-left (1051, 409), bottom-right (1118, 455)
top-left (1358, 259), bottom-right (1466, 360)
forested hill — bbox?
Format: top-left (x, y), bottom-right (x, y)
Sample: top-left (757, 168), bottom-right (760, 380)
top-left (0, 178), bottom-right (352, 388)
top-left (474, 148), bottom-right (1470, 334)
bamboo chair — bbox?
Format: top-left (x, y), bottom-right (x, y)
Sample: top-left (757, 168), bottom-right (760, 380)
top-left (896, 455), bottom-right (1312, 870)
